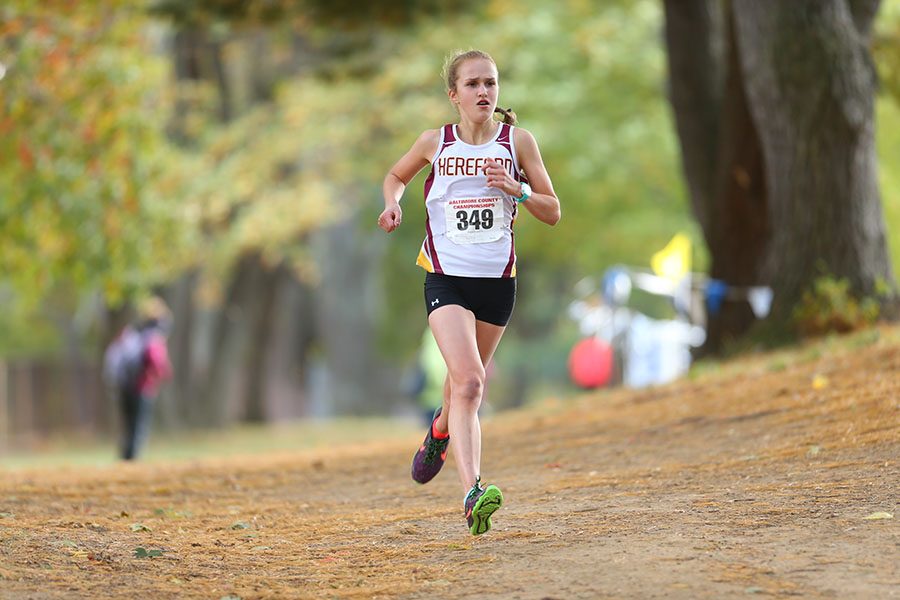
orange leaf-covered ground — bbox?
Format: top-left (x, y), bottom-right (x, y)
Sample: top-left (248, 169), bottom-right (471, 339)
top-left (1, 328), bottom-right (898, 599)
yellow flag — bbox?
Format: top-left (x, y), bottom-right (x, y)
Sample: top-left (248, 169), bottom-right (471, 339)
top-left (651, 233), bottom-right (691, 280)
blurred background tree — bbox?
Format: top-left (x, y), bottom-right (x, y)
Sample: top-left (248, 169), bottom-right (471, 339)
top-left (0, 1), bottom-right (193, 339)
top-left (1, 0), bottom-right (898, 447)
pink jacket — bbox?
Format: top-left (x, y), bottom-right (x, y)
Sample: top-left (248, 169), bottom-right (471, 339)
top-left (137, 332), bottom-right (172, 396)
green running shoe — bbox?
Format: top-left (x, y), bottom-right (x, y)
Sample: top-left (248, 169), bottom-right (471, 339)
top-left (464, 479), bottom-right (503, 536)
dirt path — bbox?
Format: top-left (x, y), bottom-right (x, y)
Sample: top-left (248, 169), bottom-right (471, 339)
top-left (1, 330), bottom-right (898, 599)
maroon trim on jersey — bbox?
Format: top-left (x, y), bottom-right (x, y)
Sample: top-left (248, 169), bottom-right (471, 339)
top-left (425, 125), bottom-right (456, 200)
top-left (497, 123), bottom-right (511, 144)
top-left (497, 124), bottom-right (512, 157)
top-left (502, 135), bottom-right (518, 278)
top-left (502, 230), bottom-right (516, 278)
top-left (425, 219), bottom-right (443, 273)
top-left (443, 123), bottom-right (456, 144)
top-left (497, 123), bottom-right (523, 182)
top-left (422, 167), bottom-right (443, 274)
top-left (422, 125), bottom-right (457, 275)
top-left (423, 166), bottom-right (436, 204)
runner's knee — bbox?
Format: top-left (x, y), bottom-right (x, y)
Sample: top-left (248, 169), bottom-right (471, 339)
top-left (450, 371), bottom-right (484, 408)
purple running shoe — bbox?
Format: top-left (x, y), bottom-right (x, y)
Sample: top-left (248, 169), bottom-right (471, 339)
top-left (464, 478), bottom-right (503, 536)
top-left (411, 407), bottom-right (450, 484)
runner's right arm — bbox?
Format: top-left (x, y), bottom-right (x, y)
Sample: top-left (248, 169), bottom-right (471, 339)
top-left (379, 129), bottom-right (440, 233)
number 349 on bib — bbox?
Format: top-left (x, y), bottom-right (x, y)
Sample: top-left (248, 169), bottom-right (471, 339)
top-left (456, 208), bottom-right (494, 231)
top-left (445, 197), bottom-right (505, 245)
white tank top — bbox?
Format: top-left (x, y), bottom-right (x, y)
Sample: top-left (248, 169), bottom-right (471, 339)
top-left (416, 123), bottom-right (524, 278)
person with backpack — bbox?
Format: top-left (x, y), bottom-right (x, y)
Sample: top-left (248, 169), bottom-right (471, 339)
top-left (103, 296), bottom-right (172, 460)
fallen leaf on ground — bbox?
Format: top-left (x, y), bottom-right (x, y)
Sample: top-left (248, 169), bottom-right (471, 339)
top-left (811, 374), bottom-right (829, 389)
top-left (862, 512), bottom-right (893, 520)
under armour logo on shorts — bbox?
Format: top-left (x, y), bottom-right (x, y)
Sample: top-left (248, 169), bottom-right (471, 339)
top-left (431, 298), bottom-right (440, 307)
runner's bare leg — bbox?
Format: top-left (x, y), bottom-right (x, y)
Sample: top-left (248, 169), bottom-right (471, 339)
top-left (429, 305), bottom-right (506, 492)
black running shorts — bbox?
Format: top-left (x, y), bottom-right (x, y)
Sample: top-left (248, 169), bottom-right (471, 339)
top-left (423, 272), bottom-right (516, 327)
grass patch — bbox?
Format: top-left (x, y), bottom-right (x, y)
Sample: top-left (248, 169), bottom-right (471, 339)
top-left (1, 416), bottom-right (421, 471)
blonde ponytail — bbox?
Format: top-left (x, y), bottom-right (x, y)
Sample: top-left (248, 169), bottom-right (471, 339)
top-left (493, 106), bottom-right (517, 126)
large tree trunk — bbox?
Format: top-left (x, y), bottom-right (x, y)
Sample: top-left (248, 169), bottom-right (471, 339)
top-left (160, 255), bottom-right (318, 430)
top-left (664, 0), bottom-right (896, 351)
top-left (312, 218), bottom-right (390, 416)
top-left (732, 0), bottom-right (896, 319)
top-left (157, 271), bottom-right (197, 429)
top-left (262, 270), bottom-right (316, 420)
top-left (703, 7), bottom-right (770, 352)
top-left (664, 0), bottom-right (769, 352)
top-left (239, 257), bottom-right (280, 423)
top-left (663, 0), bottom-right (725, 238)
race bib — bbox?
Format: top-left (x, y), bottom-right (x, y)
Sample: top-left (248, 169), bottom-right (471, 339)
top-left (444, 197), bottom-right (504, 245)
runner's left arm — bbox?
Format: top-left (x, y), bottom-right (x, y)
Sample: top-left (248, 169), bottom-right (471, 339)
top-left (484, 127), bottom-right (560, 225)
top-left (510, 128), bottom-right (560, 226)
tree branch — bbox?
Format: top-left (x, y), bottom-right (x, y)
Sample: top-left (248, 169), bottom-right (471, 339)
top-left (848, 0), bottom-right (881, 39)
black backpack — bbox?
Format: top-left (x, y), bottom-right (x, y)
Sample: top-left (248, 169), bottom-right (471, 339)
top-left (103, 326), bottom-right (149, 392)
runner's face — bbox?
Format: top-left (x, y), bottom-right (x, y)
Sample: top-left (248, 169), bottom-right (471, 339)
top-left (449, 58), bottom-right (499, 123)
